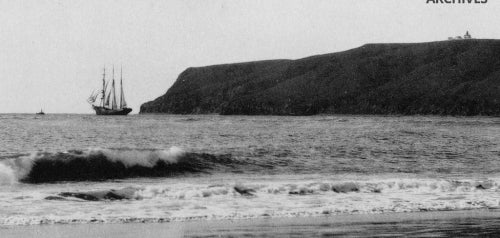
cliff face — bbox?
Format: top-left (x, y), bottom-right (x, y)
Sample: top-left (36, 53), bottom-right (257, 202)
top-left (141, 40), bottom-right (500, 116)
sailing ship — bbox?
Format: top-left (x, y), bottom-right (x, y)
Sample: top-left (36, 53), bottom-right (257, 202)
top-left (36, 109), bottom-right (45, 115)
top-left (88, 67), bottom-right (132, 115)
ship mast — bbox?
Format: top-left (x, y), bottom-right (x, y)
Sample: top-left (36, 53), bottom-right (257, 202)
top-left (101, 67), bottom-right (106, 107)
top-left (111, 66), bottom-right (117, 110)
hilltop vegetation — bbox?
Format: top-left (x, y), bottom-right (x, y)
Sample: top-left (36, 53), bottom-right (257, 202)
top-left (141, 40), bottom-right (500, 116)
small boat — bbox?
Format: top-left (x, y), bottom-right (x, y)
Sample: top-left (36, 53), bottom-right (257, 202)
top-left (36, 109), bottom-right (45, 115)
top-left (88, 66), bottom-right (132, 115)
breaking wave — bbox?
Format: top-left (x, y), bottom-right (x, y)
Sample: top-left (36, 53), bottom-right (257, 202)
top-left (0, 147), bottom-right (236, 184)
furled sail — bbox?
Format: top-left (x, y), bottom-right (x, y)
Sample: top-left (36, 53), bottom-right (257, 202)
top-left (111, 79), bottom-right (117, 110)
top-left (119, 68), bottom-right (127, 109)
top-left (105, 91), bottom-right (111, 108)
top-left (120, 83), bottom-right (127, 108)
top-left (102, 80), bottom-right (109, 105)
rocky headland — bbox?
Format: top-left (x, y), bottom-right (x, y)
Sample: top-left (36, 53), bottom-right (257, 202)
top-left (141, 40), bottom-right (500, 116)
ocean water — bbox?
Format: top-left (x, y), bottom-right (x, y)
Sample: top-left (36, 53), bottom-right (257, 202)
top-left (0, 114), bottom-right (499, 226)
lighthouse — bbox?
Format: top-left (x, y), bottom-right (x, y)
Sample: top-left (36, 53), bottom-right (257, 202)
top-left (464, 31), bottom-right (472, 39)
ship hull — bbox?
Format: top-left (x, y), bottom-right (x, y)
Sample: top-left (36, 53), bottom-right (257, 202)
top-left (93, 106), bottom-right (132, 115)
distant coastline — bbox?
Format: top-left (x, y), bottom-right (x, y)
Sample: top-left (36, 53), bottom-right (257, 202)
top-left (140, 39), bottom-right (500, 116)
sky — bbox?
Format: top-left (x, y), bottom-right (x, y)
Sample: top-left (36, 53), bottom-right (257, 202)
top-left (0, 0), bottom-right (499, 113)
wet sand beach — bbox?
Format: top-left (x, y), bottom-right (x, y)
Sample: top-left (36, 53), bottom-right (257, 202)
top-left (2, 209), bottom-right (500, 237)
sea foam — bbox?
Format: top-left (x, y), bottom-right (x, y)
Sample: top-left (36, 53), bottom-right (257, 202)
top-left (2, 176), bottom-right (500, 226)
top-left (97, 146), bottom-right (184, 167)
top-left (0, 163), bottom-right (16, 185)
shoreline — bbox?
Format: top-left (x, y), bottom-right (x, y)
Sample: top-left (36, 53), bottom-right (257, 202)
top-left (3, 209), bottom-right (500, 237)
